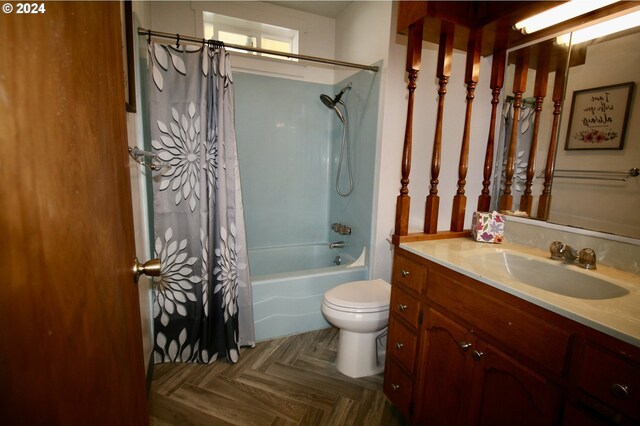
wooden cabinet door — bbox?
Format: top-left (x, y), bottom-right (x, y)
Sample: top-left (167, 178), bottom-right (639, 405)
top-left (468, 343), bottom-right (561, 426)
top-left (420, 309), bottom-right (476, 426)
top-left (0, 2), bottom-right (148, 424)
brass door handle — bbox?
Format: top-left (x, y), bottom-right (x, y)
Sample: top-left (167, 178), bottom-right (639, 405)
top-left (133, 257), bottom-right (161, 283)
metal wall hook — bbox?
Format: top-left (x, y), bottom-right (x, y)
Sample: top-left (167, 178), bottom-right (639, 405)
top-left (128, 146), bottom-right (169, 171)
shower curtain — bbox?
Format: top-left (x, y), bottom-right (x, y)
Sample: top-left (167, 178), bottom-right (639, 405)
top-left (148, 42), bottom-right (254, 364)
top-left (491, 98), bottom-right (536, 210)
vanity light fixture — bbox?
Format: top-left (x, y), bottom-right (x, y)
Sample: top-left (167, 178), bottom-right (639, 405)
top-left (514, 0), bottom-right (619, 34)
top-left (556, 10), bottom-right (640, 45)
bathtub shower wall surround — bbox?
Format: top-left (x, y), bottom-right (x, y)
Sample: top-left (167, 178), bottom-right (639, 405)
top-left (329, 64), bottom-right (382, 264)
top-left (235, 73), bottom-right (333, 249)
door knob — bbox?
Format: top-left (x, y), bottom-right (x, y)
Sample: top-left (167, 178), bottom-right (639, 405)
top-left (133, 257), bottom-right (161, 283)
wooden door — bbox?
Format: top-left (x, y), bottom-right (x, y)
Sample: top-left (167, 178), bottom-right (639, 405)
top-left (0, 2), bottom-right (148, 424)
top-left (468, 343), bottom-right (561, 426)
top-left (420, 309), bottom-right (476, 426)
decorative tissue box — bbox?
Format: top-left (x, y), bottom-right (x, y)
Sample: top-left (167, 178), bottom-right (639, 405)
top-left (471, 211), bottom-right (504, 244)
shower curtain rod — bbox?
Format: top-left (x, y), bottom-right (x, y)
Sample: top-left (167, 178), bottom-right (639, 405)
top-left (138, 27), bottom-right (379, 72)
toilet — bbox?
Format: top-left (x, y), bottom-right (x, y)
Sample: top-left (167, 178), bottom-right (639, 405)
top-left (321, 279), bottom-right (391, 378)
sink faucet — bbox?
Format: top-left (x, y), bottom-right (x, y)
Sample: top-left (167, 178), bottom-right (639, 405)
top-left (549, 241), bottom-right (597, 270)
top-left (329, 241), bottom-right (345, 249)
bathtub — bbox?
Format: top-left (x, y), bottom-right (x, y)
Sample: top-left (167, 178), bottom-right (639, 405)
top-left (250, 243), bottom-right (368, 341)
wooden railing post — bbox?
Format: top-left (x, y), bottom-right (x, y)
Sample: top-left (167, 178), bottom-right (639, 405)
top-left (451, 28), bottom-right (482, 232)
top-left (424, 21), bottom-right (454, 234)
top-left (477, 35), bottom-right (507, 212)
top-left (395, 21), bottom-right (424, 237)
top-left (499, 48), bottom-right (529, 211)
top-left (537, 59), bottom-right (567, 220)
top-left (520, 42), bottom-right (550, 215)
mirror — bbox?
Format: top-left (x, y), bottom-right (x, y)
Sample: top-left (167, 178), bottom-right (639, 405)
top-left (548, 26), bottom-right (640, 238)
top-left (494, 11), bottom-right (640, 239)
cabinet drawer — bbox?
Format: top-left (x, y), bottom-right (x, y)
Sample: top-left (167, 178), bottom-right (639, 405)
top-left (392, 253), bottom-right (426, 295)
top-left (427, 266), bottom-right (570, 375)
top-left (390, 285), bottom-right (421, 329)
top-left (575, 342), bottom-right (640, 420)
top-left (388, 314), bottom-right (419, 374)
top-left (384, 358), bottom-right (414, 419)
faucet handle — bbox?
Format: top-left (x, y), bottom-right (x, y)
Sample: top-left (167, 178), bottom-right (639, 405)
top-left (579, 248), bottom-right (597, 270)
top-left (549, 241), bottom-right (564, 260)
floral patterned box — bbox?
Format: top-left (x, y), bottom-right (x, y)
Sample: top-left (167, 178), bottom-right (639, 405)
top-left (471, 211), bottom-right (504, 244)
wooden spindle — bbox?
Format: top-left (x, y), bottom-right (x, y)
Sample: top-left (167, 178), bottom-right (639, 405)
top-left (395, 21), bottom-right (424, 237)
top-left (537, 59), bottom-right (567, 220)
top-left (424, 21), bottom-right (454, 234)
top-left (477, 36), bottom-right (507, 212)
top-left (499, 49), bottom-right (529, 211)
top-left (451, 28), bottom-right (482, 232)
top-left (519, 43), bottom-right (550, 215)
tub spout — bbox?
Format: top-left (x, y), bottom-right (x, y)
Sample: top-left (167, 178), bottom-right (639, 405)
top-left (329, 241), bottom-right (345, 249)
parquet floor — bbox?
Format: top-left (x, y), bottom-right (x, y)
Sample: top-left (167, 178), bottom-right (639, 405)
top-left (149, 327), bottom-right (408, 425)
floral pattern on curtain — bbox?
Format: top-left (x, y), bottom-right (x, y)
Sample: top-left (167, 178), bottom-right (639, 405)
top-left (148, 42), bottom-right (255, 364)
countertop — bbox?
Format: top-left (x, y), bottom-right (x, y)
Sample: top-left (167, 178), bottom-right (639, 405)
top-left (400, 239), bottom-right (640, 348)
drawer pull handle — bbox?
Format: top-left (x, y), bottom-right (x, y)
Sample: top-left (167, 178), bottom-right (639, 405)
top-left (471, 350), bottom-right (484, 361)
top-left (391, 384), bottom-right (400, 391)
top-left (459, 342), bottom-right (473, 351)
top-left (401, 269), bottom-right (410, 277)
top-left (395, 343), bottom-right (404, 350)
top-left (610, 383), bottom-right (629, 400)
top-left (397, 303), bottom-right (408, 312)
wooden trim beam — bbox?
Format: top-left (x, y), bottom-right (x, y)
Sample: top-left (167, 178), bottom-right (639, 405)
top-left (395, 21), bottom-right (424, 237)
top-left (451, 28), bottom-right (482, 232)
top-left (424, 21), bottom-right (454, 234)
top-left (477, 29), bottom-right (507, 212)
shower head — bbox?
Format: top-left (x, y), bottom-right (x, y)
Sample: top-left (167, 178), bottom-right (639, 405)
top-left (319, 82), bottom-right (352, 109)
top-left (320, 94), bottom-right (335, 109)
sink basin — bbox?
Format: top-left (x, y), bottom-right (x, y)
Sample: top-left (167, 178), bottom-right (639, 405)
top-left (469, 251), bottom-right (629, 300)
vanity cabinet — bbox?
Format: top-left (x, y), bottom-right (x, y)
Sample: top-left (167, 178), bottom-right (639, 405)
top-left (384, 247), bottom-right (640, 426)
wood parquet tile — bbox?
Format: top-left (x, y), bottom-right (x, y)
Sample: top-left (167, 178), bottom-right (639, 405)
top-left (149, 327), bottom-right (408, 425)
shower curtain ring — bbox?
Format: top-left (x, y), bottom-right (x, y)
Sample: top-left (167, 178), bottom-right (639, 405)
top-left (147, 29), bottom-right (151, 44)
top-left (176, 33), bottom-right (180, 48)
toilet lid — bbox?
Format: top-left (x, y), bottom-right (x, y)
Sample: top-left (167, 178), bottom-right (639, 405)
top-left (324, 279), bottom-right (391, 310)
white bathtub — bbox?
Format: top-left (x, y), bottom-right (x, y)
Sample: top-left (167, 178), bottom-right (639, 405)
top-left (249, 243), bottom-right (367, 341)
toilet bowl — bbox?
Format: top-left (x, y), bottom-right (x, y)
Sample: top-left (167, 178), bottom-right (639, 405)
top-left (321, 279), bottom-right (391, 378)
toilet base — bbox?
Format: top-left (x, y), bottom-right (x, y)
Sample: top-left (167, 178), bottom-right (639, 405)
top-left (335, 329), bottom-right (385, 378)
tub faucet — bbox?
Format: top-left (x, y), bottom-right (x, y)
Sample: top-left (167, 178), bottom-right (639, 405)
top-left (329, 241), bottom-right (345, 249)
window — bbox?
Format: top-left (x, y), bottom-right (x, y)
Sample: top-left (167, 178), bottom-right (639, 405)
top-left (203, 12), bottom-right (299, 60)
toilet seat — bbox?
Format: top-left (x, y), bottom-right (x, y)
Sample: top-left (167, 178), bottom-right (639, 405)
top-left (323, 279), bottom-right (390, 313)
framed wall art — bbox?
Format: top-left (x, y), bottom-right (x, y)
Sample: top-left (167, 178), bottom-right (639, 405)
top-left (564, 82), bottom-right (634, 150)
